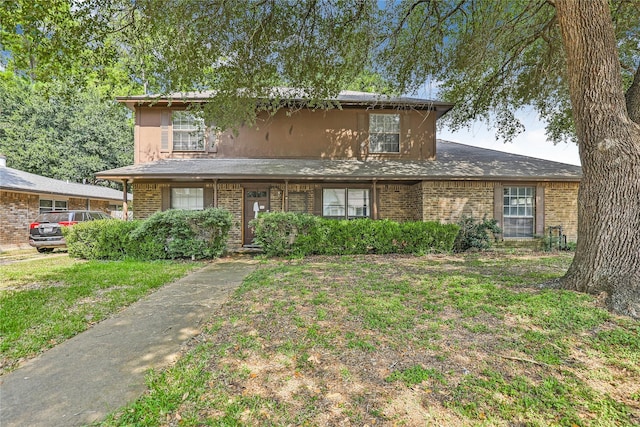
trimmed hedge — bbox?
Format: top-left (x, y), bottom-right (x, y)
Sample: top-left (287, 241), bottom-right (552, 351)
top-left (64, 219), bottom-right (162, 260)
top-left (251, 212), bottom-right (459, 257)
top-left (64, 208), bottom-right (233, 260)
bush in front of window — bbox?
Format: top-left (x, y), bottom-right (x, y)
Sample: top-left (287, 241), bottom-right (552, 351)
top-left (250, 212), bottom-right (322, 257)
top-left (65, 208), bottom-right (233, 260)
top-left (452, 215), bottom-right (501, 253)
top-left (132, 208), bottom-right (233, 259)
top-left (251, 213), bottom-right (459, 257)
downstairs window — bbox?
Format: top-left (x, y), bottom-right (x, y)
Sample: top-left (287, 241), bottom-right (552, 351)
top-left (503, 186), bottom-right (535, 237)
top-left (322, 188), bottom-right (370, 219)
top-left (171, 188), bottom-right (203, 210)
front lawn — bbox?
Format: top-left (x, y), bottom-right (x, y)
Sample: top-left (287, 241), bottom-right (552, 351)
top-left (0, 256), bottom-right (201, 374)
top-left (100, 253), bottom-right (640, 426)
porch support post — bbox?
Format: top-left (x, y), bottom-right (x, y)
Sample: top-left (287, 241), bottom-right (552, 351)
top-left (372, 179), bottom-right (378, 220)
top-left (284, 180), bottom-right (289, 212)
top-left (214, 179), bottom-right (218, 208)
top-left (122, 179), bottom-right (129, 221)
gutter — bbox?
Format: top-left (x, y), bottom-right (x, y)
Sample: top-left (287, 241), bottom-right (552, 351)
top-left (95, 173), bottom-right (581, 183)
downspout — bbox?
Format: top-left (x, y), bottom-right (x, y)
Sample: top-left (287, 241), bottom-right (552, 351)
top-left (122, 180), bottom-right (129, 221)
top-left (284, 180), bottom-right (289, 212)
top-left (372, 179), bottom-right (378, 220)
top-left (214, 179), bottom-right (218, 208)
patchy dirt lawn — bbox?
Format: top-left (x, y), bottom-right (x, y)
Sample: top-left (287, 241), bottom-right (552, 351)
top-left (104, 253), bottom-right (639, 427)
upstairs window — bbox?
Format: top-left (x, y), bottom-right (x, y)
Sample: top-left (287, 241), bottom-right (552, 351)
top-left (322, 188), bottom-right (369, 219)
top-left (369, 114), bottom-right (400, 153)
top-left (172, 111), bottom-right (205, 151)
top-left (503, 187), bottom-right (535, 237)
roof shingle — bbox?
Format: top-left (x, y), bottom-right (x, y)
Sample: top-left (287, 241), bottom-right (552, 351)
top-left (96, 140), bottom-right (581, 182)
top-left (1, 166), bottom-right (131, 200)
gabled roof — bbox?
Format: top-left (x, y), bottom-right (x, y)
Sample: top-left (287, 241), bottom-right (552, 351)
top-left (116, 89), bottom-right (455, 119)
top-left (1, 165), bottom-right (131, 201)
top-left (96, 140), bottom-right (582, 182)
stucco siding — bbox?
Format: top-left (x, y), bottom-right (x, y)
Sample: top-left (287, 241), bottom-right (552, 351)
top-left (134, 107), bottom-right (437, 164)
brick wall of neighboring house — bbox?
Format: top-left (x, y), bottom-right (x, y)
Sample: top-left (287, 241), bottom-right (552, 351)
top-left (377, 184), bottom-right (418, 222)
top-left (67, 198), bottom-right (111, 212)
top-left (0, 191), bottom-right (39, 249)
top-left (132, 183), bottom-right (163, 218)
top-left (68, 198), bottom-right (89, 210)
top-left (89, 200), bottom-right (111, 213)
top-left (420, 181), bottom-right (495, 223)
top-left (217, 183), bottom-right (243, 248)
top-left (543, 181), bottom-right (579, 242)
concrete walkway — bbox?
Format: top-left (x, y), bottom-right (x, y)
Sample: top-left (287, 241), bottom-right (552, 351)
top-left (0, 258), bottom-right (257, 427)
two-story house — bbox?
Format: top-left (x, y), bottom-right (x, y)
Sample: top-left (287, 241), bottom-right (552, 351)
top-left (97, 90), bottom-right (582, 249)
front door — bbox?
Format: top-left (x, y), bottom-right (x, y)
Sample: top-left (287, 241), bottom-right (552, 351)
top-left (243, 188), bottom-right (269, 245)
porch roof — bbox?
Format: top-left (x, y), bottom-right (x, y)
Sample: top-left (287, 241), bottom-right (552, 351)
top-left (96, 140), bottom-right (582, 183)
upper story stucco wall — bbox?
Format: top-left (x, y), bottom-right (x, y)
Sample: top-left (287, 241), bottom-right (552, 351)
top-left (134, 106), bottom-right (437, 164)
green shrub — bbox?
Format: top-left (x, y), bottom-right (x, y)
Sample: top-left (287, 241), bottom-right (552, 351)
top-left (251, 213), bottom-right (459, 257)
top-left (65, 208), bottom-right (233, 260)
top-left (399, 221), bottom-right (461, 254)
top-left (250, 212), bottom-right (321, 257)
top-left (131, 208), bottom-right (233, 259)
top-left (453, 215), bottom-right (501, 252)
top-left (64, 219), bottom-right (161, 260)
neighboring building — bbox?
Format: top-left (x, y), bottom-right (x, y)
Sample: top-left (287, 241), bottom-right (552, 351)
top-left (97, 90), bottom-right (581, 249)
top-left (0, 156), bottom-right (130, 249)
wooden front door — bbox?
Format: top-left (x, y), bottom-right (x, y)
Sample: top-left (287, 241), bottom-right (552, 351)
top-left (243, 188), bottom-right (269, 245)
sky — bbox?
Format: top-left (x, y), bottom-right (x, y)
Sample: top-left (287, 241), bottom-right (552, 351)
top-left (412, 81), bottom-right (582, 167)
top-left (438, 115), bottom-right (582, 166)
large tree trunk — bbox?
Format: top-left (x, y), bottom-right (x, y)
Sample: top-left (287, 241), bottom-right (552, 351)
top-left (555, 0), bottom-right (640, 319)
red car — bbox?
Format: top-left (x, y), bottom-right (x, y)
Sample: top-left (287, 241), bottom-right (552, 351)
top-left (29, 210), bottom-right (110, 253)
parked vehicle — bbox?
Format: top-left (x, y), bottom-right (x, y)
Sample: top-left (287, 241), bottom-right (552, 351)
top-left (29, 210), bottom-right (110, 253)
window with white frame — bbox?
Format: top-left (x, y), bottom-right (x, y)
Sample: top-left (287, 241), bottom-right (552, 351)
top-left (172, 111), bottom-right (205, 151)
top-left (39, 199), bottom-right (68, 214)
top-left (503, 187), bottom-right (535, 237)
top-left (171, 188), bottom-right (203, 210)
top-left (322, 188), bottom-right (369, 219)
top-left (369, 113), bottom-right (400, 153)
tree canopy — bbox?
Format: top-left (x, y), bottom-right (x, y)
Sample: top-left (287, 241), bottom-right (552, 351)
top-left (0, 72), bottom-right (133, 185)
top-left (2, 1), bottom-right (637, 139)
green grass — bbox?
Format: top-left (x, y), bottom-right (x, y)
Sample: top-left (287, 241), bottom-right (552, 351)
top-left (0, 257), bottom-right (200, 372)
top-left (92, 252), bottom-right (639, 426)
top-left (385, 365), bottom-right (445, 386)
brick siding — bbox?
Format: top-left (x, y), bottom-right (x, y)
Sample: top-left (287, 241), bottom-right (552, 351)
top-left (0, 191), bottom-right (39, 248)
top-left (132, 183), bottom-right (163, 218)
top-left (378, 185), bottom-right (419, 221)
top-left (128, 179), bottom-right (579, 250)
top-left (420, 181), bottom-right (495, 223)
top-left (217, 184), bottom-right (243, 248)
top-left (1, 191), bottom-right (117, 251)
top-left (543, 182), bottom-right (579, 242)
